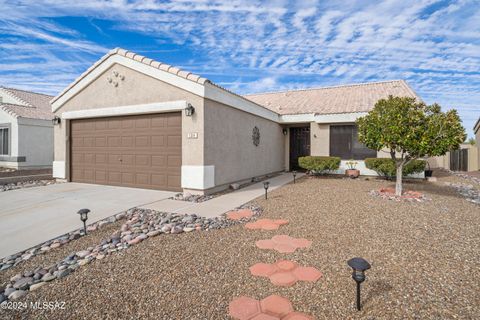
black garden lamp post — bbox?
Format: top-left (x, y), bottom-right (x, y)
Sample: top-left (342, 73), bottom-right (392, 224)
top-left (77, 208), bottom-right (90, 235)
top-left (292, 170), bottom-right (297, 184)
top-left (263, 181), bottom-right (270, 200)
top-left (347, 257), bottom-right (371, 311)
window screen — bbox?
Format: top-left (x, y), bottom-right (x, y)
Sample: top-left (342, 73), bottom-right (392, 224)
top-left (329, 125), bottom-right (376, 160)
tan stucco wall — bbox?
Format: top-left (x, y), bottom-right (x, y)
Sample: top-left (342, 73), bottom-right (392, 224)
top-left (203, 99), bottom-right (285, 186)
top-left (54, 63), bottom-right (206, 178)
top-left (310, 123), bottom-right (329, 156)
top-left (427, 144), bottom-right (479, 171)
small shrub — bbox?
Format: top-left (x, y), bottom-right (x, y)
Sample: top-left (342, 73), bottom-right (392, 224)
top-left (365, 158), bottom-right (426, 179)
top-left (298, 156), bottom-right (341, 174)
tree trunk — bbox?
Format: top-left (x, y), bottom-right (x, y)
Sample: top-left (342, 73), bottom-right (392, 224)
top-left (395, 163), bottom-right (403, 196)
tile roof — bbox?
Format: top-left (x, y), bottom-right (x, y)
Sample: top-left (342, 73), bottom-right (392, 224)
top-left (244, 80), bottom-right (420, 115)
top-left (0, 87), bottom-right (54, 120)
top-left (51, 47), bottom-right (210, 105)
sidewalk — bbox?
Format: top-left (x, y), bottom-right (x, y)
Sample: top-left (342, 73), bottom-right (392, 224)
top-left (140, 172), bottom-right (303, 218)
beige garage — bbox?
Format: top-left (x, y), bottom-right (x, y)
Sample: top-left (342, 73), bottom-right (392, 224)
top-left (70, 112), bottom-right (182, 191)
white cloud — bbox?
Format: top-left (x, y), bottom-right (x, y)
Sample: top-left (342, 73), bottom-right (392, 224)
top-left (0, 0), bottom-right (478, 134)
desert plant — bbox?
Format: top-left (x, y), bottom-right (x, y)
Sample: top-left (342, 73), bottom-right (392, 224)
top-left (298, 156), bottom-right (341, 174)
top-left (345, 160), bottom-right (358, 170)
top-left (357, 96), bottom-right (465, 195)
top-left (365, 158), bottom-right (426, 179)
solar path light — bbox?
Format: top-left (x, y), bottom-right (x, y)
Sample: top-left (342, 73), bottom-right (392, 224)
top-left (77, 208), bottom-right (90, 235)
top-left (347, 257), bottom-right (371, 311)
top-left (263, 181), bottom-right (270, 200)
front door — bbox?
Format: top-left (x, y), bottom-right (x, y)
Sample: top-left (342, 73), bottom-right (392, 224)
top-left (289, 127), bottom-right (310, 170)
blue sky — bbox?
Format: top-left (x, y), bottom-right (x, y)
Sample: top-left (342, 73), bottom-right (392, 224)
top-left (0, 0), bottom-right (479, 136)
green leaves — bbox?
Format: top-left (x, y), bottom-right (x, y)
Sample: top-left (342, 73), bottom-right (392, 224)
top-left (298, 156), bottom-right (341, 174)
top-left (357, 95), bottom-right (466, 195)
top-left (357, 96), bottom-right (466, 159)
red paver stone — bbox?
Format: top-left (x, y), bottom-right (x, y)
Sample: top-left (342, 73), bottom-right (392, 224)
top-left (258, 235), bottom-right (311, 253)
top-left (255, 239), bottom-right (275, 249)
top-left (260, 295), bottom-right (294, 318)
top-left (250, 263), bottom-right (278, 277)
top-left (227, 209), bottom-right (254, 220)
top-left (269, 271), bottom-right (297, 287)
top-left (274, 219), bottom-right (289, 226)
top-left (251, 313), bottom-right (281, 320)
top-left (244, 219), bottom-right (288, 231)
top-left (263, 223), bottom-right (281, 230)
top-left (282, 312), bottom-right (314, 320)
top-left (251, 260), bottom-right (322, 286)
top-left (245, 222), bottom-right (260, 230)
top-left (275, 260), bottom-right (297, 271)
top-left (229, 296), bottom-right (261, 320)
top-left (293, 267), bottom-right (323, 282)
top-left (291, 238), bottom-right (312, 248)
top-left (273, 243), bottom-right (296, 253)
top-left (271, 235), bottom-right (292, 244)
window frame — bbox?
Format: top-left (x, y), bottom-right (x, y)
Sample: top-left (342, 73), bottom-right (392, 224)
top-left (0, 125), bottom-right (10, 156)
top-left (329, 124), bottom-right (376, 160)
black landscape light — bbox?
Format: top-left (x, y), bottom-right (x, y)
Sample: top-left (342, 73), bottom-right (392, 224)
top-left (263, 181), bottom-right (270, 199)
top-left (282, 128), bottom-right (288, 135)
top-left (292, 170), bottom-right (297, 183)
top-left (347, 257), bottom-right (371, 311)
top-left (77, 208), bottom-right (90, 235)
top-left (185, 103), bottom-right (195, 116)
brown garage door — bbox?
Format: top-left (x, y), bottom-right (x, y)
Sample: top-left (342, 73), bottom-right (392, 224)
top-left (70, 112), bottom-right (182, 191)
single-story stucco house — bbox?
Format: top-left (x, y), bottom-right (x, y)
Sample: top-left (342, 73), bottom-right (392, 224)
top-left (51, 48), bottom-right (421, 193)
top-left (0, 87), bottom-right (54, 169)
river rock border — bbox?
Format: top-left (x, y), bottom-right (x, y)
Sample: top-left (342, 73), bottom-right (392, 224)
top-left (0, 204), bottom-right (262, 303)
top-left (169, 193), bottom-right (216, 203)
top-left (0, 180), bottom-right (58, 192)
top-left (447, 170), bottom-right (480, 185)
top-left (0, 212), bottom-right (123, 271)
top-left (444, 182), bottom-right (480, 205)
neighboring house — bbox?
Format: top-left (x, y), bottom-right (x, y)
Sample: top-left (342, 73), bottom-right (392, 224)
top-left (0, 87), bottom-right (54, 169)
top-left (51, 48), bottom-right (421, 193)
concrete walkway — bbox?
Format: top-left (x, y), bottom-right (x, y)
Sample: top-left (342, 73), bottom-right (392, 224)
top-left (140, 172), bottom-right (303, 218)
top-left (0, 183), bottom-right (175, 258)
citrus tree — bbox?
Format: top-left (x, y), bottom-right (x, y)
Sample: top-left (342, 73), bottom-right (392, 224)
top-left (357, 96), bottom-right (466, 196)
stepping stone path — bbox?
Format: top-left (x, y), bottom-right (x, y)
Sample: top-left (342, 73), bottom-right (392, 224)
top-left (250, 260), bottom-right (322, 287)
top-left (229, 295), bottom-right (313, 320)
top-left (256, 235), bottom-right (312, 253)
top-left (227, 209), bottom-right (255, 220)
top-left (229, 211), bottom-right (318, 318)
top-left (245, 219), bottom-right (289, 230)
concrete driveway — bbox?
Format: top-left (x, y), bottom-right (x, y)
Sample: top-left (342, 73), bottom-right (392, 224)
top-left (0, 183), bottom-right (175, 258)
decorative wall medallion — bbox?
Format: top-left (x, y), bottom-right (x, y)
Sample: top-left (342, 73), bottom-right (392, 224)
top-left (252, 126), bottom-right (260, 146)
top-left (107, 70), bottom-right (125, 87)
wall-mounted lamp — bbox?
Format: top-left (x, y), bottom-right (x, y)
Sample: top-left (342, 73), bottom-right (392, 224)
top-left (185, 103), bottom-right (195, 116)
top-left (282, 128), bottom-right (288, 136)
top-left (52, 116), bottom-right (61, 126)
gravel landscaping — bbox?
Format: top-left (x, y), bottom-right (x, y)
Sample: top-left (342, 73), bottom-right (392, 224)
top-left (1, 172), bottom-right (479, 319)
